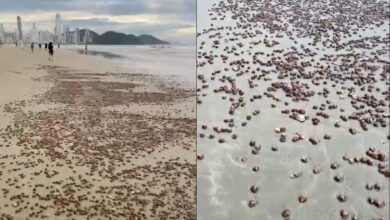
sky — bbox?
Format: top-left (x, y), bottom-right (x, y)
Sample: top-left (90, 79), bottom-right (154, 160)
top-left (0, 0), bottom-right (196, 44)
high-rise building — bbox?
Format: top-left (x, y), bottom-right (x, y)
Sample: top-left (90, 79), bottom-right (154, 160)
top-left (31, 22), bottom-right (38, 42)
top-left (62, 25), bottom-right (66, 43)
top-left (0, 24), bottom-right (5, 42)
top-left (63, 25), bottom-right (70, 44)
top-left (84, 29), bottom-right (90, 44)
top-left (40, 30), bottom-right (54, 43)
top-left (14, 28), bottom-right (19, 42)
top-left (74, 28), bottom-right (80, 44)
top-left (54, 13), bottom-right (62, 44)
top-left (4, 31), bottom-right (16, 43)
top-left (17, 16), bottom-right (23, 41)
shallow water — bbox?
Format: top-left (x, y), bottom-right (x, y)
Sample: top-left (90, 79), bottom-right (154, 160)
top-left (197, 0), bottom-right (389, 219)
top-left (63, 44), bottom-right (196, 89)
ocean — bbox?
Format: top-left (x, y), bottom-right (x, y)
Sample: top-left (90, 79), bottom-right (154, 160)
top-left (63, 44), bottom-right (196, 88)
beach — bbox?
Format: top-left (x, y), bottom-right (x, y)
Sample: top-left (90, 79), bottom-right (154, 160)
top-left (197, 0), bottom-right (389, 219)
top-left (0, 45), bottom-right (196, 219)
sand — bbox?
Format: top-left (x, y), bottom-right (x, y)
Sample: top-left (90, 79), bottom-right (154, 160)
top-left (197, 0), bottom-right (389, 219)
top-left (0, 45), bottom-right (196, 219)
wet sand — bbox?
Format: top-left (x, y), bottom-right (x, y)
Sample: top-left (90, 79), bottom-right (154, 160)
top-left (197, 0), bottom-right (389, 219)
top-left (0, 46), bottom-right (196, 219)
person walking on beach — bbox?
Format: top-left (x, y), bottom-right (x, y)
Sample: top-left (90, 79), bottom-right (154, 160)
top-left (44, 43), bottom-right (48, 50)
top-left (39, 43), bottom-right (42, 50)
top-left (85, 43), bottom-right (88, 54)
top-left (31, 42), bottom-right (35, 53)
top-left (48, 42), bottom-right (54, 61)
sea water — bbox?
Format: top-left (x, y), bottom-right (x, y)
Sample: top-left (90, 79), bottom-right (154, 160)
top-left (63, 44), bottom-right (196, 88)
top-left (196, 0), bottom-right (389, 219)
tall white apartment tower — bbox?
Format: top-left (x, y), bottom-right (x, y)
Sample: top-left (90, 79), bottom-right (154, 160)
top-left (84, 29), bottom-right (90, 44)
top-left (31, 22), bottom-right (38, 42)
top-left (17, 16), bottom-right (23, 41)
top-left (75, 28), bottom-right (80, 44)
top-left (0, 24), bottom-right (5, 42)
top-left (54, 13), bottom-right (62, 44)
top-left (64, 25), bottom-right (70, 44)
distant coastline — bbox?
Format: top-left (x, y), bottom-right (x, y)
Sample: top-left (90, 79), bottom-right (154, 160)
top-left (0, 28), bottom-right (170, 45)
top-left (80, 29), bottom-right (169, 45)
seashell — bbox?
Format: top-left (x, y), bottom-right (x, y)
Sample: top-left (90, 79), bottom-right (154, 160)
top-left (250, 185), bottom-right (259, 193)
top-left (330, 162), bottom-right (339, 169)
top-left (334, 174), bottom-right (344, 182)
top-left (298, 195), bottom-right (307, 203)
top-left (340, 210), bottom-right (349, 219)
top-left (282, 209), bottom-right (291, 218)
top-left (290, 171), bottom-right (302, 179)
top-left (248, 200), bottom-right (257, 208)
top-left (337, 194), bottom-right (347, 202)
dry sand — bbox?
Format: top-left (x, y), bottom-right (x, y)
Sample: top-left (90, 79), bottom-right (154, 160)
top-left (0, 45), bottom-right (195, 219)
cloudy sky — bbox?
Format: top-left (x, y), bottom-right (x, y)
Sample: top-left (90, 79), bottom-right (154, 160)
top-left (0, 0), bottom-right (195, 44)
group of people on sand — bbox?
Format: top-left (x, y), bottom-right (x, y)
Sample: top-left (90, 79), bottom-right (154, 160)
top-left (11, 40), bottom-right (88, 61)
top-left (29, 42), bottom-right (55, 61)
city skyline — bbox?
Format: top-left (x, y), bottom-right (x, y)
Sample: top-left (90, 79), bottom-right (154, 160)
top-left (0, 14), bottom-right (97, 44)
top-left (0, 0), bottom-right (195, 44)
top-left (0, 14), bottom-right (98, 35)
top-left (0, 13), bottom-right (178, 45)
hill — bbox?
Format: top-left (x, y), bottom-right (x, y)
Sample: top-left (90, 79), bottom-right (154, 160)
top-left (137, 34), bottom-right (169, 45)
top-left (77, 30), bottom-right (169, 45)
top-left (74, 29), bottom-right (169, 45)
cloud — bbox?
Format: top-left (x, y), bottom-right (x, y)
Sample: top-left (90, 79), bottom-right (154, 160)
top-left (0, 0), bottom-right (196, 16)
top-left (173, 27), bottom-right (196, 35)
top-left (0, 0), bottom-right (195, 44)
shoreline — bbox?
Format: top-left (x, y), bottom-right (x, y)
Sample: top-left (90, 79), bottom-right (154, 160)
top-left (0, 46), bottom-right (196, 219)
top-left (196, 0), bottom-right (389, 219)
